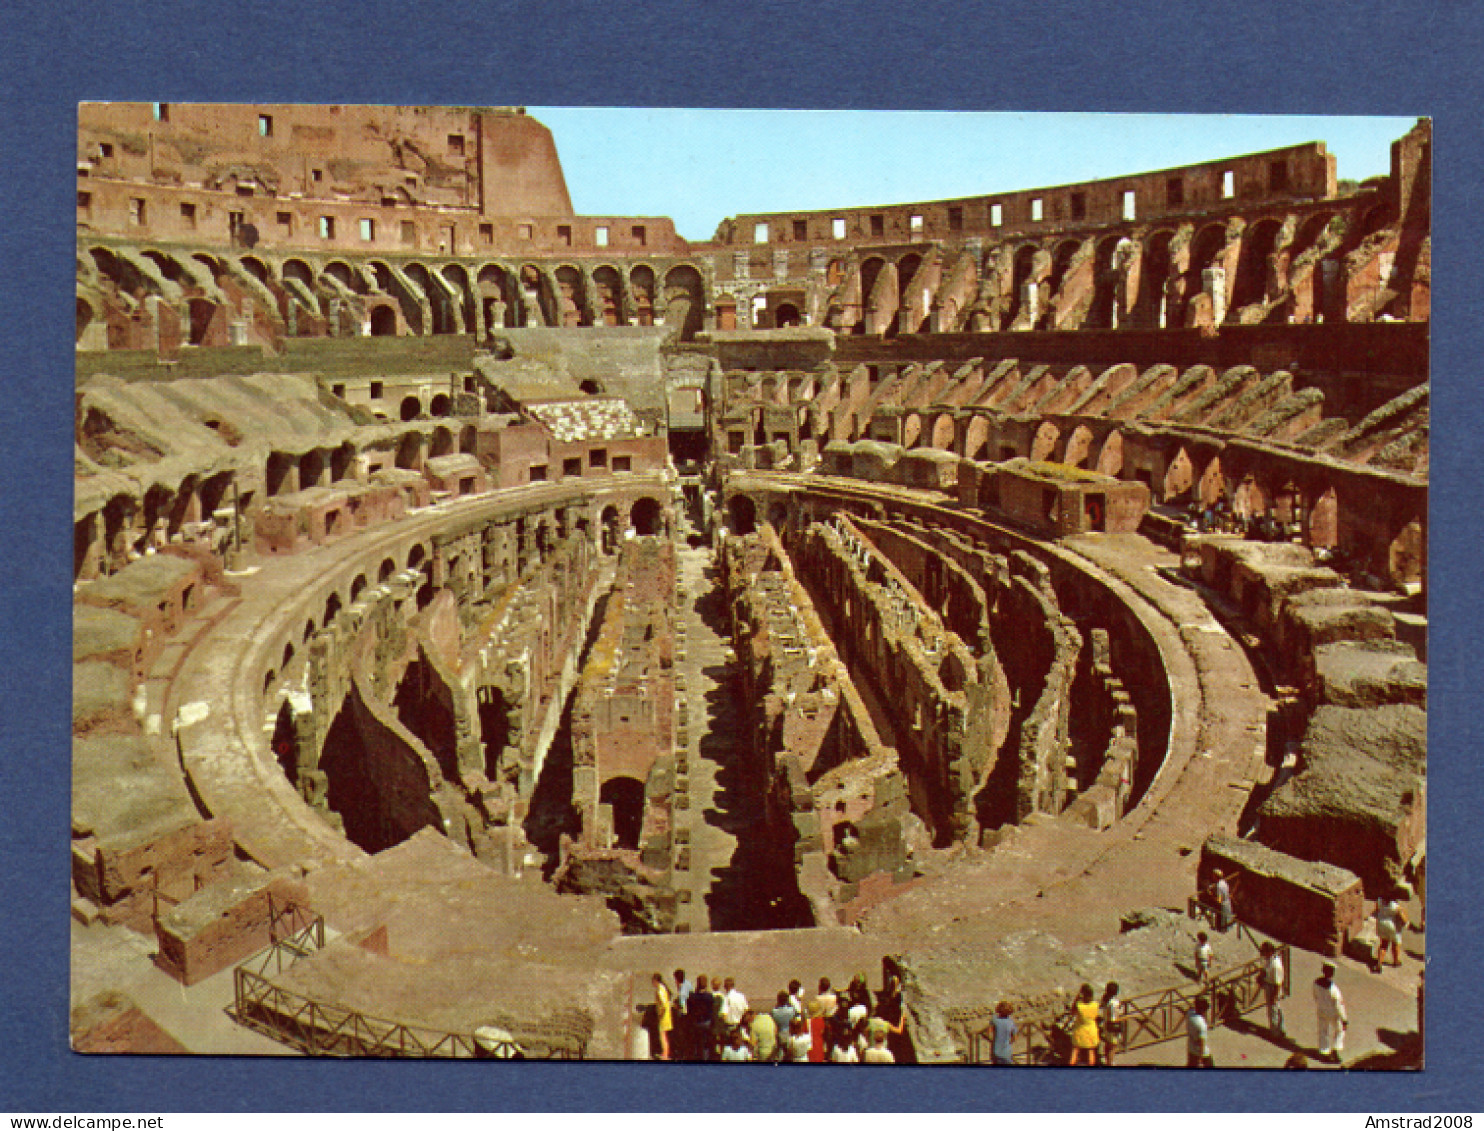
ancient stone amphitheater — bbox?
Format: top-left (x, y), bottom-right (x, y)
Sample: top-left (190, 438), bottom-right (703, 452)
top-left (71, 104), bottom-right (1427, 1063)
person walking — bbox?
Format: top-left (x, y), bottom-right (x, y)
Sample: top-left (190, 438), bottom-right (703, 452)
top-left (1098, 982), bottom-right (1124, 1066)
top-left (1376, 893), bottom-right (1408, 969)
top-left (1186, 997), bottom-right (1212, 1067)
top-left (1259, 942), bottom-right (1286, 1039)
top-left (991, 1001), bottom-right (1018, 1066)
top-left (1195, 931), bottom-right (1215, 983)
top-left (1313, 962), bottom-right (1348, 1064)
top-left (1213, 870), bottom-right (1235, 932)
top-left (1067, 984), bottom-right (1101, 1066)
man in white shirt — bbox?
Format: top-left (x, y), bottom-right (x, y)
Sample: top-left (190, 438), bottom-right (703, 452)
top-left (1313, 962), bottom-right (1348, 1063)
top-left (721, 977), bottom-right (748, 1029)
top-left (1186, 997), bottom-right (1211, 1067)
top-left (1259, 941), bottom-right (1286, 1038)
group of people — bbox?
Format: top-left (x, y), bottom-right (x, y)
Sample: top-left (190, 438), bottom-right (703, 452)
top-left (647, 971), bottom-right (910, 1063)
top-left (1187, 498), bottom-right (1299, 544)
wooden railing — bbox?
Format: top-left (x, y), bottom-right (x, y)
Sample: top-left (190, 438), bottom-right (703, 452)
top-left (230, 916), bottom-right (588, 1059)
top-left (964, 943), bottom-right (1290, 1065)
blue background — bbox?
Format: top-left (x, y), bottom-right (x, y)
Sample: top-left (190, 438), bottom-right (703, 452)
top-left (1, 0), bottom-right (1479, 1111)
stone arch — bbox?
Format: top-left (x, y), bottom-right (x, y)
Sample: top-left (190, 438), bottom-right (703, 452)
top-left (902, 412), bottom-right (924, 448)
top-left (553, 264), bottom-right (589, 327)
top-left (324, 590), bottom-right (343, 627)
top-left (429, 394), bottom-right (452, 419)
top-left (1005, 243), bottom-right (1040, 327)
top-left (855, 256), bottom-right (888, 335)
top-left (964, 415), bottom-right (991, 461)
top-left (399, 395), bottom-right (423, 422)
top-left (407, 543), bottom-right (427, 572)
top-left (330, 442), bottom-right (356, 483)
top-left (1139, 230), bottom-right (1176, 327)
top-left (185, 297), bottom-right (217, 345)
top-left (459, 425), bottom-right (478, 455)
top-left (1233, 217), bottom-right (1284, 313)
top-left (477, 263), bottom-right (514, 330)
top-left (774, 301), bottom-right (802, 328)
top-left (440, 263), bottom-right (475, 333)
top-left (663, 264), bottom-right (706, 340)
top-left (600, 505), bottom-right (621, 554)
top-left (430, 426), bottom-right (454, 457)
top-left (1308, 485), bottom-right (1339, 549)
top-left (931, 413), bottom-right (956, 451)
top-left (1061, 424), bottom-right (1095, 469)
top-left (1163, 447), bottom-right (1195, 502)
top-left (1388, 518), bottom-right (1424, 586)
top-left (1095, 430), bottom-right (1124, 477)
top-left (282, 258), bottom-right (314, 289)
top-left (378, 556), bottom-right (397, 582)
top-left (350, 574), bottom-right (368, 603)
top-left (629, 264), bottom-right (656, 326)
top-left (591, 264), bottom-right (624, 326)
top-left (728, 495), bottom-right (758, 536)
top-left (630, 496), bottom-right (664, 536)
top-left (1198, 454), bottom-right (1226, 506)
top-left (369, 303), bottom-right (398, 337)
top-left (1085, 235), bottom-right (1122, 329)
top-left (265, 451), bottom-right (295, 497)
top-left (1030, 420), bottom-right (1060, 462)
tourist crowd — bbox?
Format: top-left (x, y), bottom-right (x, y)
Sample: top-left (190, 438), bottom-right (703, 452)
top-left (646, 971), bottom-right (909, 1063)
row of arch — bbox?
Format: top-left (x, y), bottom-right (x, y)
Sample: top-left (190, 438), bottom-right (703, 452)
top-left (814, 199), bottom-right (1392, 336)
top-left (80, 243), bottom-right (710, 343)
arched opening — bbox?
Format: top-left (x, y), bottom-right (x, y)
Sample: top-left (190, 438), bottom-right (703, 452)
top-left (396, 433), bottom-right (422, 470)
top-left (323, 260), bottom-right (360, 292)
top-left (1088, 236), bottom-right (1122, 329)
top-left (1139, 231), bottom-right (1175, 327)
top-left (1062, 425), bottom-right (1095, 469)
top-left (378, 557), bottom-right (396, 582)
top-left (902, 413), bottom-right (923, 448)
top-left (477, 264), bottom-right (513, 331)
top-left (931, 414), bottom-right (956, 451)
top-left (1233, 218), bottom-right (1283, 312)
top-left (350, 574), bottom-right (368, 603)
top-left (554, 265), bottom-right (589, 327)
top-left (629, 265), bottom-right (656, 326)
top-left (592, 265), bottom-right (623, 326)
top-left (964, 416), bottom-right (990, 461)
top-left (1045, 239), bottom-right (1081, 327)
top-left (298, 449), bottom-right (325, 490)
top-left (282, 259), bottom-right (314, 289)
top-left (320, 692), bottom-right (440, 855)
top-left (430, 426), bottom-right (454, 458)
top-left (1095, 431), bottom-right (1124, 477)
top-left (662, 265), bottom-right (705, 340)
top-left (330, 443), bottom-right (355, 483)
top-left (890, 253), bottom-right (923, 336)
top-left (729, 495), bottom-right (758, 536)
top-left (774, 301), bottom-right (802, 328)
top-left (1005, 244), bottom-right (1039, 327)
top-left (429, 394), bottom-right (451, 419)
top-left (1030, 421), bottom-right (1060, 461)
top-left (400, 396), bottom-right (422, 422)
top-left (324, 590), bottom-right (343, 627)
top-left (855, 257), bottom-right (889, 336)
top-left (441, 263), bottom-right (474, 333)
top-left (600, 776), bottom-right (646, 850)
top-left (265, 451), bottom-right (294, 497)
top-left (185, 298), bottom-right (217, 345)
top-left (369, 305), bottom-right (398, 337)
top-left (407, 543), bottom-right (427, 572)
top-left (1308, 486), bottom-right (1339, 549)
top-left (271, 700), bottom-right (297, 786)
top-left (1388, 519), bottom-right (1424, 587)
top-left (1163, 448), bottom-right (1195, 503)
top-left (459, 425), bottom-right (477, 455)
top-left (631, 497), bottom-right (663, 537)
top-left (406, 262), bottom-right (456, 335)
top-left (767, 500), bottom-right (789, 530)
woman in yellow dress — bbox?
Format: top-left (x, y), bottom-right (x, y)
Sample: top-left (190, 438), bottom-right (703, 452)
top-left (1067, 983), bottom-right (1100, 1065)
top-left (652, 972), bottom-right (673, 1060)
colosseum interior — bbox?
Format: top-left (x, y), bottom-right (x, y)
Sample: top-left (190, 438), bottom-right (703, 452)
top-left (70, 103), bottom-right (1428, 1065)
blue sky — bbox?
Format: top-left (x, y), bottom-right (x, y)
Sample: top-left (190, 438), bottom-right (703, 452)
top-left (527, 109), bottom-right (1419, 242)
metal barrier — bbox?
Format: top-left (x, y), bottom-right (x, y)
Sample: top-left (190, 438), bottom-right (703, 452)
top-left (965, 943), bottom-right (1291, 1064)
top-left (230, 916), bottom-right (588, 1059)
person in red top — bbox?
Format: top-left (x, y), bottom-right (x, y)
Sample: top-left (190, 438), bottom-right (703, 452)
top-left (806, 998), bottom-right (827, 1062)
